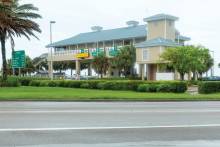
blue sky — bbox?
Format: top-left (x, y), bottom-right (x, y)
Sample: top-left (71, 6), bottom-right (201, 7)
top-left (2, 0), bottom-right (220, 75)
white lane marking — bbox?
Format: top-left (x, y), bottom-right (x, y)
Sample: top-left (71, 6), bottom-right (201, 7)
top-left (0, 124), bottom-right (220, 132)
top-left (0, 109), bottom-right (220, 114)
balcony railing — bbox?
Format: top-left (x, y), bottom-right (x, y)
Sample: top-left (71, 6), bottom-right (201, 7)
top-left (51, 46), bottom-right (123, 58)
top-left (53, 50), bottom-right (78, 56)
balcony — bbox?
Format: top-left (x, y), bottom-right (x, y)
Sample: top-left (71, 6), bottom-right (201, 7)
top-left (48, 47), bottom-right (120, 62)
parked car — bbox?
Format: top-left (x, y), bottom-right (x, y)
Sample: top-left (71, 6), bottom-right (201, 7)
top-left (202, 76), bottom-right (220, 81)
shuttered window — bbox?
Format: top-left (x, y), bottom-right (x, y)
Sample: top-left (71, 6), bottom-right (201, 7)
top-left (142, 49), bottom-right (148, 61)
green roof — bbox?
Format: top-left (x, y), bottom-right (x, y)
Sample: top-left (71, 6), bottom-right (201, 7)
top-left (47, 25), bottom-right (147, 48)
top-left (176, 35), bottom-right (190, 41)
top-left (46, 24), bottom-right (190, 48)
top-left (135, 37), bottom-right (181, 48)
top-left (144, 14), bottom-right (179, 22)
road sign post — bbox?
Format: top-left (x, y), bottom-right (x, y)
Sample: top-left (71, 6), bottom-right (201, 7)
top-left (12, 50), bottom-right (26, 76)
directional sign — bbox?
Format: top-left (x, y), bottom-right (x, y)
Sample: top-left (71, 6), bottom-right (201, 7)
top-left (12, 50), bottom-right (26, 68)
top-left (91, 48), bottom-right (104, 57)
top-left (76, 49), bottom-right (89, 58)
top-left (109, 47), bottom-right (119, 57)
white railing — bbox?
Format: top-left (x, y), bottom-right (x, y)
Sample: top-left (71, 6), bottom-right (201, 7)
top-left (53, 50), bottom-right (79, 56)
top-left (52, 47), bottom-right (121, 57)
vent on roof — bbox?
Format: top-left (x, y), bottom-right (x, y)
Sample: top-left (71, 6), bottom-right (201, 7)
top-left (91, 26), bottom-right (103, 32)
top-left (126, 21), bottom-right (139, 27)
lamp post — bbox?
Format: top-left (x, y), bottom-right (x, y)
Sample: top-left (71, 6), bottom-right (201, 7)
top-left (49, 21), bottom-right (56, 80)
top-left (210, 50), bottom-right (215, 77)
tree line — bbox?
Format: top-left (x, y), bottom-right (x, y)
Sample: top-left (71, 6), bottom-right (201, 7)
top-left (160, 45), bottom-right (213, 80)
top-left (92, 45), bottom-right (136, 78)
top-left (92, 45), bottom-right (214, 80)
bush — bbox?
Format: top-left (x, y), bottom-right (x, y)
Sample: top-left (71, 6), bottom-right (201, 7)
top-left (137, 82), bottom-right (187, 93)
top-left (156, 84), bottom-right (171, 92)
top-left (29, 80), bottom-right (41, 87)
top-left (86, 81), bottom-right (100, 89)
top-left (26, 80), bottom-right (187, 93)
top-left (96, 81), bottom-right (145, 91)
top-left (18, 78), bottom-right (32, 86)
top-left (39, 81), bottom-right (48, 87)
top-left (57, 80), bottom-right (66, 87)
top-left (15, 77), bottom-right (50, 86)
top-left (148, 84), bottom-right (158, 92)
top-left (170, 82), bottom-right (187, 93)
top-left (80, 83), bottom-right (90, 89)
top-left (0, 77), bottom-right (20, 87)
top-left (125, 81), bottom-right (145, 91)
top-left (137, 84), bottom-right (149, 92)
top-left (187, 80), bottom-right (199, 86)
top-left (137, 84), bottom-right (158, 92)
top-left (199, 81), bottom-right (220, 94)
top-left (67, 81), bottom-right (82, 88)
top-left (48, 81), bottom-right (57, 87)
top-left (97, 82), bottom-right (110, 90)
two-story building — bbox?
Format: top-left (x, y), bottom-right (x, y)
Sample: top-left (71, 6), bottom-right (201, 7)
top-left (46, 14), bottom-right (190, 80)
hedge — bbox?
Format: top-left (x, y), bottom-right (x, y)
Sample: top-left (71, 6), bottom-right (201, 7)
top-left (199, 81), bottom-right (220, 94)
top-left (28, 80), bottom-right (187, 93)
top-left (17, 77), bottom-right (50, 86)
top-left (137, 82), bottom-right (187, 93)
top-left (0, 77), bottom-right (20, 87)
top-left (0, 77), bottom-right (50, 86)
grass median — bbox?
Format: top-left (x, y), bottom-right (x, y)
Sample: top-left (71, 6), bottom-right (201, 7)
top-left (0, 86), bottom-right (220, 101)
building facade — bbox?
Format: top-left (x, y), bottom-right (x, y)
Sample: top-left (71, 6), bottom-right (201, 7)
top-left (47, 14), bottom-right (190, 80)
top-left (135, 14), bottom-right (189, 80)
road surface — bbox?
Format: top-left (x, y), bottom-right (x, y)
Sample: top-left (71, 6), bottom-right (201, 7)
top-left (0, 102), bottom-right (220, 147)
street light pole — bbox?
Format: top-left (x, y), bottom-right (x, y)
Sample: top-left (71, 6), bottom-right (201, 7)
top-left (210, 50), bottom-right (215, 77)
top-left (49, 21), bottom-right (56, 80)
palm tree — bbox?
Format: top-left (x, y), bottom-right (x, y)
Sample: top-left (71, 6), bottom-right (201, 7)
top-left (0, 0), bottom-right (41, 80)
top-left (111, 45), bottom-right (136, 77)
top-left (92, 54), bottom-right (109, 78)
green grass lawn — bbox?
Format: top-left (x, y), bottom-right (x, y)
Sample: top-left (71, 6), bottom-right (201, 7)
top-left (0, 86), bottom-right (220, 101)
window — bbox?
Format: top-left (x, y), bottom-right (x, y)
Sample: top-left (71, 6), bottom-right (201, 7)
top-left (169, 21), bottom-right (173, 26)
top-left (142, 49), bottom-right (148, 61)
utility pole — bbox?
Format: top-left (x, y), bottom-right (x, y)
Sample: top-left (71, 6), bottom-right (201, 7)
top-left (49, 21), bottom-right (56, 80)
top-left (210, 50), bottom-right (215, 77)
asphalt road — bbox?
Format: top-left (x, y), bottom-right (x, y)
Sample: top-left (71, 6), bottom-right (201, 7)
top-left (0, 102), bottom-right (220, 147)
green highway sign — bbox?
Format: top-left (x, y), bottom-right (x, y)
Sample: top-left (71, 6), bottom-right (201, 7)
top-left (92, 48), bottom-right (104, 57)
top-left (12, 50), bottom-right (26, 68)
top-left (109, 47), bottom-right (118, 57)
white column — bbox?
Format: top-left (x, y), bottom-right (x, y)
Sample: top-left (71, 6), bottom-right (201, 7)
top-left (48, 61), bottom-right (53, 79)
top-left (133, 38), bottom-right (135, 46)
top-left (88, 62), bottom-right (92, 76)
top-left (140, 64), bottom-right (145, 81)
top-left (146, 64), bottom-right (149, 80)
top-left (76, 60), bottom-right (81, 78)
top-left (77, 44), bottom-right (79, 54)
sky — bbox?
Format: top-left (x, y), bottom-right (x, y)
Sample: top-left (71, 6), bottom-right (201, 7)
top-left (1, 0), bottom-right (220, 75)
